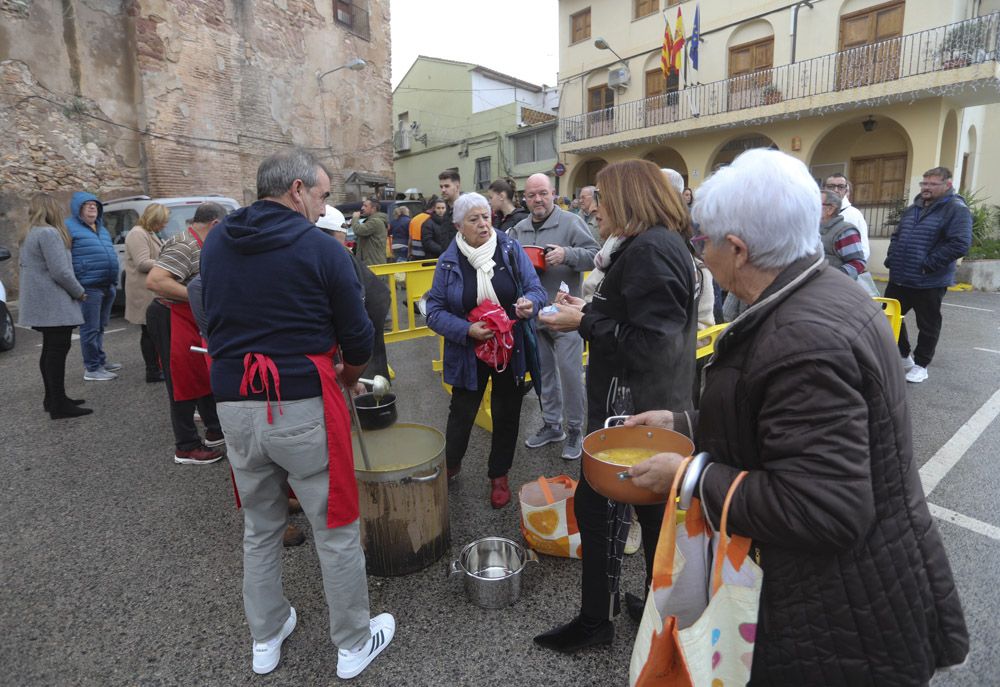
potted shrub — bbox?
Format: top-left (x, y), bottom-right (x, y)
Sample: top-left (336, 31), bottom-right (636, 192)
top-left (954, 187), bottom-right (1000, 290)
top-left (941, 21), bottom-right (991, 69)
top-left (761, 84), bottom-right (783, 105)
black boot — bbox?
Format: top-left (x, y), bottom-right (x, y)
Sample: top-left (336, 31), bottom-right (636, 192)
top-left (625, 592), bottom-right (646, 622)
top-left (533, 614), bottom-right (614, 653)
top-left (50, 402), bottom-right (94, 420)
top-left (44, 397), bottom-right (86, 412)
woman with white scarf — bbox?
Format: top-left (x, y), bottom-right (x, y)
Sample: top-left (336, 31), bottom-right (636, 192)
top-left (425, 194), bottom-right (547, 508)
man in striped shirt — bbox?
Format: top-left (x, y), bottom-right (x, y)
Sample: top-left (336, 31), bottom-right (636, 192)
top-left (820, 190), bottom-right (867, 279)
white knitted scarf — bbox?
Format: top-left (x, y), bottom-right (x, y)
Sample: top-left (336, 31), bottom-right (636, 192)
top-left (456, 230), bottom-right (499, 305)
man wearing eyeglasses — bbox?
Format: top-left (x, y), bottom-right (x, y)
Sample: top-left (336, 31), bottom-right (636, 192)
top-left (884, 166), bottom-right (972, 384)
top-left (823, 174), bottom-right (878, 297)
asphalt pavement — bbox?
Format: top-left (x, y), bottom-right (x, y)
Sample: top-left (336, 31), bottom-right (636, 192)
top-left (1, 287), bottom-right (998, 686)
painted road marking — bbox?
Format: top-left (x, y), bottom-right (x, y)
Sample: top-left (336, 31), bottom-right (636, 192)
top-left (928, 504), bottom-right (1000, 541)
top-left (974, 348), bottom-right (1000, 355)
top-left (920, 385), bottom-right (1000, 496)
top-left (35, 327), bottom-right (127, 347)
top-left (941, 303), bottom-right (993, 312)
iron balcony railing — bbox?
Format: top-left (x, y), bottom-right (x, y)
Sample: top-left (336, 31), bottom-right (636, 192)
top-left (561, 13), bottom-right (1000, 145)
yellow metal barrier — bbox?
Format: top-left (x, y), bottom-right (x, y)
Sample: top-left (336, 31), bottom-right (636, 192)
top-left (369, 260), bottom-right (440, 344)
top-left (873, 297), bottom-right (902, 342)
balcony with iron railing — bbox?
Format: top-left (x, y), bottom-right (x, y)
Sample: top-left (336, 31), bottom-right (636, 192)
top-left (560, 13), bottom-right (1000, 149)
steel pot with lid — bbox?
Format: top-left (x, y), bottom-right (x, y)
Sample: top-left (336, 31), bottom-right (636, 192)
top-left (447, 537), bottom-right (539, 609)
top-left (353, 423), bottom-right (449, 576)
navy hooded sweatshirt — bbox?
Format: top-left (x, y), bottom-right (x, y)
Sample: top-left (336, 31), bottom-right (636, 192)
top-left (200, 200), bottom-right (374, 402)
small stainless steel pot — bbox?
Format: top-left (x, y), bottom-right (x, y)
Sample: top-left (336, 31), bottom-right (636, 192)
top-left (447, 537), bottom-right (538, 609)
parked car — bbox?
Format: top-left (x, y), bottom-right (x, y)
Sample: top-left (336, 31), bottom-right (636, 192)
top-left (101, 195), bottom-right (240, 306)
top-left (0, 245), bottom-right (15, 351)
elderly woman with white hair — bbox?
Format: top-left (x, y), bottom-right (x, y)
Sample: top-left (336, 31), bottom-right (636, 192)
top-left (425, 193), bottom-right (547, 508)
top-left (623, 148), bottom-right (968, 684)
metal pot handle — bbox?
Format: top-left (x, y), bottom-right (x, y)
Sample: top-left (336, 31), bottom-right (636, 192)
top-left (524, 549), bottom-right (539, 565)
top-left (446, 560), bottom-right (462, 578)
top-left (604, 415), bottom-right (630, 428)
top-left (401, 466), bottom-right (441, 484)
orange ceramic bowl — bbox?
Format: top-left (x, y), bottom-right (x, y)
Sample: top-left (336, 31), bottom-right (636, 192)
top-left (582, 425), bottom-right (695, 505)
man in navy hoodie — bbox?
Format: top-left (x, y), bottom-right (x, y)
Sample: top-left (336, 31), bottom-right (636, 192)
top-left (200, 149), bottom-right (395, 678)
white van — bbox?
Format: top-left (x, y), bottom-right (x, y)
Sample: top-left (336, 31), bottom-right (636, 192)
top-left (101, 195), bottom-right (240, 305)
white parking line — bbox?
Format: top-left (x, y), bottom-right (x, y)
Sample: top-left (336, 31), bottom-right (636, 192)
top-left (928, 503), bottom-right (1000, 541)
top-left (941, 303), bottom-right (994, 312)
top-left (35, 327), bottom-right (127, 346)
top-left (974, 348), bottom-right (1000, 355)
top-left (920, 385), bottom-right (1000, 496)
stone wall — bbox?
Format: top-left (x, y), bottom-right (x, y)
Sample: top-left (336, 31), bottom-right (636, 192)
top-left (0, 0), bottom-right (393, 298)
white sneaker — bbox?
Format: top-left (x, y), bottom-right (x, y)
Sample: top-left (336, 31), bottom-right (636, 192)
top-left (906, 365), bottom-right (928, 384)
top-left (336, 613), bottom-right (396, 679)
top-left (902, 354), bottom-right (915, 372)
top-left (624, 516), bottom-right (642, 555)
top-left (83, 368), bottom-right (117, 381)
top-left (252, 607), bottom-right (297, 675)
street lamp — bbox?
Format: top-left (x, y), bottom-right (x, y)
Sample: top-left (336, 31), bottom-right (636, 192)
top-left (594, 37), bottom-right (630, 87)
top-left (316, 57), bottom-right (367, 82)
top-left (594, 37), bottom-right (628, 68)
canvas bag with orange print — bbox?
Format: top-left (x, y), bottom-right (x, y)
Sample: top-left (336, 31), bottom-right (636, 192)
top-left (629, 461), bottom-right (762, 687)
top-left (519, 476), bottom-right (582, 559)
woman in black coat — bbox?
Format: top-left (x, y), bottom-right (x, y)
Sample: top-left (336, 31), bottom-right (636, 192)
top-left (626, 149), bottom-right (968, 684)
top-left (536, 159), bottom-right (697, 651)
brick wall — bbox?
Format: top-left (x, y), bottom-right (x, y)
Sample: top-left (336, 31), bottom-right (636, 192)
top-left (0, 0), bottom-right (393, 296)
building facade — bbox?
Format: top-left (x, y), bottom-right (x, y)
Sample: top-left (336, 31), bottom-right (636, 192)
top-left (557, 0), bottom-right (1000, 270)
top-left (393, 56), bottom-right (560, 199)
top-left (0, 0), bottom-right (392, 279)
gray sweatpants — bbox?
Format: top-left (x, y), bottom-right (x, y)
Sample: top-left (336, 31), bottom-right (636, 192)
top-left (218, 397), bottom-right (370, 649)
top-left (536, 326), bottom-right (585, 432)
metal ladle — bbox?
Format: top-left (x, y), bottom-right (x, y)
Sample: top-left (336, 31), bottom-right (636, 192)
top-left (358, 375), bottom-right (390, 403)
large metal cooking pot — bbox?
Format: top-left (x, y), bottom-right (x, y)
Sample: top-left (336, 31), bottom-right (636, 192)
top-left (353, 423), bottom-right (449, 576)
top-left (447, 537), bottom-right (538, 609)
top-left (582, 415), bottom-right (695, 505)
top-left (354, 392), bottom-right (397, 430)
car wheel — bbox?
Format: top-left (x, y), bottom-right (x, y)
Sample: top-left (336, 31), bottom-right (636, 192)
top-left (0, 303), bottom-right (15, 351)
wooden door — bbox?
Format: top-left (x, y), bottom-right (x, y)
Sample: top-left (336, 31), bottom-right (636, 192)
top-left (837, 1), bottom-right (904, 90)
top-left (587, 85), bottom-right (615, 137)
top-left (851, 153), bottom-right (908, 204)
top-left (728, 37), bottom-right (774, 110)
top-left (645, 69), bottom-right (679, 126)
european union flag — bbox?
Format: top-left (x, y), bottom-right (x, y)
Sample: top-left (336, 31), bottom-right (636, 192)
top-left (690, 5), bottom-right (701, 71)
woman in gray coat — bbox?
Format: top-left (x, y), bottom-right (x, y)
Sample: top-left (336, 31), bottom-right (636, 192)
top-left (18, 193), bottom-right (92, 419)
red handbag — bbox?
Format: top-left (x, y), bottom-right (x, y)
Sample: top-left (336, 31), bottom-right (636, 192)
top-left (468, 300), bottom-right (515, 372)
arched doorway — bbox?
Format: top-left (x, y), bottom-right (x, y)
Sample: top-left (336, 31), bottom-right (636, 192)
top-left (708, 134), bottom-right (777, 172)
top-left (642, 148), bottom-right (689, 185)
top-left (809, 114), bottom-right (913, 238)
top-left (569, 158), bottom-right (607, 197)
top-left (939, 110), bottom-right (959, 173)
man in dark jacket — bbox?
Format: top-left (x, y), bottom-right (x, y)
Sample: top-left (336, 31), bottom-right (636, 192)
top-left (349, 196), bottom-right (389, 268)
top-left (422, 169), bottom-right (461, 257)
top-left (884, 166), bottom-right (972, 384)
top-left (626, 149), bottom-right (968, 685)
top-left (200, 148), bottom-right (394, 679)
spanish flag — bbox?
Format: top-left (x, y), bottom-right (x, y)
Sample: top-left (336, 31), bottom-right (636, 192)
top-left (661, 17), bottom-right (674, 79)
top-left (671, 7), bottom-right (686, 75)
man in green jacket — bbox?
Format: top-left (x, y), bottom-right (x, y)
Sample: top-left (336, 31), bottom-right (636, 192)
top-left (350, 197), bottom-right (389, 268)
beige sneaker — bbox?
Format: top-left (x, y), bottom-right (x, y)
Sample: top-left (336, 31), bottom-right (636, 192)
top-left (624, 516), bottom-right (642, 555)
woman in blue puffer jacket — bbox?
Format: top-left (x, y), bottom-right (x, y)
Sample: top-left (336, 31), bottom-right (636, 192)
top-left (66, 191), bottom-right (121, 380)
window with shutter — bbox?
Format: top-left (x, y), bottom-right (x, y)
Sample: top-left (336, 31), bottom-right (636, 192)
top-left (837, 1), bottom-right (904, 89)
top-left (728, 37), bottom-right (774, 110)
top-left (634, 0), bottom-right (657, 20)
top-left (571, 9), bottom-right (591, 44)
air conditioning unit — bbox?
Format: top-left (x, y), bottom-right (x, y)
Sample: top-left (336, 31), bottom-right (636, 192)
top-left (608, 66), bottom-right (631, 90)
top-left (394, 130), bottom-right (411, 152)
